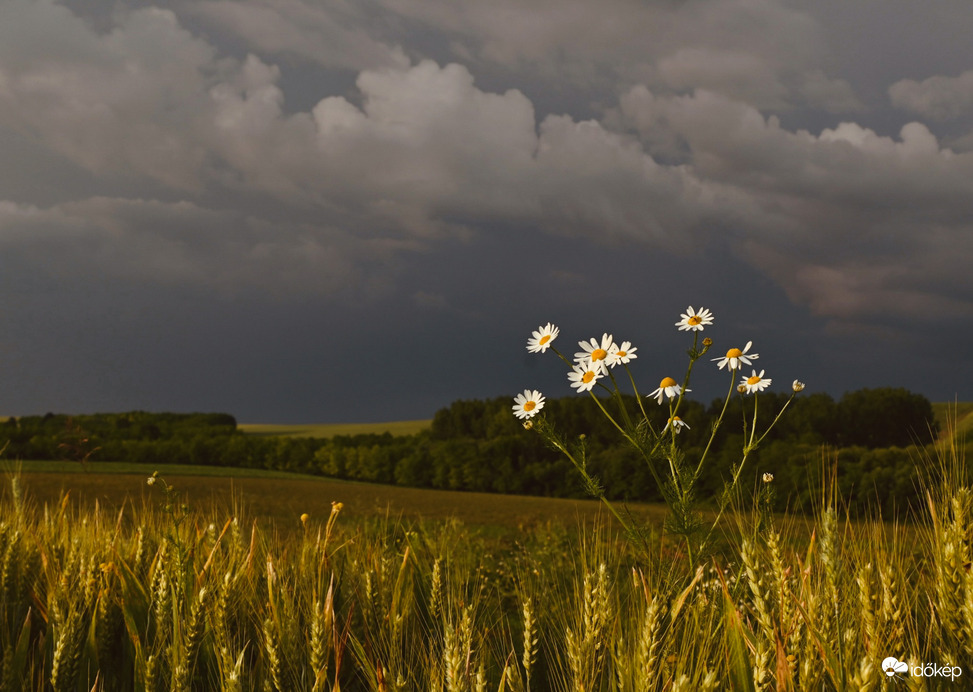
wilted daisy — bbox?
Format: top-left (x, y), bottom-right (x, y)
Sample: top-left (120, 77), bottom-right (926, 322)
top-left (676, 306), bottom-right (714, 332)
top-left (648, 377), bottom-right (688, 405)
top-left (713, 341), bottom-right (759, 371)
top-left (792, 380), bottom-right (806, 392)
top-left (512, 389), bottom-right (546, 419)
top-left (665, 416), bottom-right (690, 434)
top-left (527, 323), bottom-right (559, 353)
top-left (575, 333), bottom-right (616, 372)
top-left (611, 341), bottom-right (638, 366)
top-left (568, 363), bottom-right (601, 393)
top-left (741, 369), bottom-right (772, 394)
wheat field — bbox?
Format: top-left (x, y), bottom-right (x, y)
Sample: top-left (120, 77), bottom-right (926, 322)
top-left (0, 437), bottom-right (970, 690)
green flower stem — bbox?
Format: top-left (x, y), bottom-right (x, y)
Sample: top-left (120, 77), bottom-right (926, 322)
top-left (747, 392), bottom-right (759, 453)
top-left (587, 391), bottom-right (633, 446)
top-left (546, 432), bottom-right (633, 535)
top-left (753, 392), bottom-right (798, 448)
top-left (694, 368), bottom-right (737, 479)
top-left (605, 366), bottom-right (635, 431)
top-left (549, 346), bottom-right (575, 369)
top-left (624, 364), bottom-right (656, 435)
top-left (668, 332), bottom-right (700, 423)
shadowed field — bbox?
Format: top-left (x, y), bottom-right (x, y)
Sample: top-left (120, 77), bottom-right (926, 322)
top-left (8, 461), bottom-right (667, 532)
top-left (237, 419), bottom-right (431, 438)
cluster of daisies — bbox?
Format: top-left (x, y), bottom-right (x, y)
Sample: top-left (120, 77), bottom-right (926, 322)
top-left (513, 307), bottom-right (805, 421)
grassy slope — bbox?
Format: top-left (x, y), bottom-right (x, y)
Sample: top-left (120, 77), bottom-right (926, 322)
top-left (238, 419), bottom-right (431, 438)
top-left (931, 401), bottom-right (973, 446)
top-left (7, 460), bottom-right (665, 531)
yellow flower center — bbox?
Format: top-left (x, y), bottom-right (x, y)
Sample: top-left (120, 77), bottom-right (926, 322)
top-left (660, 377), bottom-right (677, 388)
top-left (616, 350), bottom-right (627, 358)
top-left (590, 348), bottom-right (607, 361)
top-left (539, 334), bottom-right (551, 345)
top-left (747, 375), bottom-right (761, 385)
top-left (688, 315), bottom-right (702, 325)
top-left (726, 348), bottom-right (743, 358)
top-left (582, 371), bottom-right (595, 383)
top-left (523, 400), bottom-right (536, 411)
top-left (669, 416), bottom-right (682, 424)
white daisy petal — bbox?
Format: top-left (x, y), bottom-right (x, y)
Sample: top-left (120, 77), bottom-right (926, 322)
top-left (568, 363), bottom-right (601, 393)
top-left (740, 369), bottom-right (772, 394)
top-left (512, 389), bottom-right (546, 419)
top-left (526, 323), bottom-right (559, 353)
top-left (676, 306), bottom-right (714, 332)
top-left (713, 340), bottom-right (759, 371)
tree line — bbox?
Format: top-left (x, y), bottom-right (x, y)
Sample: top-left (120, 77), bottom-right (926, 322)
top-left (1, 388), bottom-right (941, 515)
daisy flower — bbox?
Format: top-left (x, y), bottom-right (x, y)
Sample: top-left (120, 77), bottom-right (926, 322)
top-left (568, 363), bottom-right (602, 393)
top-left (648, 377), bottom-right (688, 405)
top-left (610, 341), bottom-right (638, 367)
top-left (762, 473), bottom-right (774, 483)
top-left (664, 416), bottom-right (690, 434)
top-left (741, 370), bottom-right (772, 394)
top-left (574, 333), bottom-right (616, 373)
top-left (527, 323), bottom-right (559, 353)
top-left (792, 380), bottom-right (806, 392)
top-left (675, 306), bottom-right (714, 332)
top-left (512, 389), bottom-right (545, 419)
top-left (713, 341), bottom-right (759, 371)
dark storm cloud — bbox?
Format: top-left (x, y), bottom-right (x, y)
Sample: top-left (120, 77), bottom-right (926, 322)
top-left (1, 0), bottom-right (971, 420)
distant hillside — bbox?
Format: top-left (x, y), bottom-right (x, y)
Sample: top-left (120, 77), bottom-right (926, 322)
top-left (931, 402), bottom-right (973, 447)
top-left (238, 420), bottom-right (431, 438)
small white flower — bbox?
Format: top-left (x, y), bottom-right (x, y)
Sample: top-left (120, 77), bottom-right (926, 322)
top-left (568, 363), bottom-right (602, 393)
top-left (713, 341), bottom-right (759, 371)
top-left (648, 377), bottom-right (688, 405)
top-left (610, 340), bottom-right (638, 367)
top-left (792, 380), bottom-right (806, 392)
top-left (741, 369), bottom-right (772, 394)
top-left (665, 416), bottom-right (690, 434)
top-left (762, 473), bottom-right (774, 483)
top-left (146, 476), bottom-right (156, 486)
top-left (512, 389), bottom-right (545, 419)
top-left (526, 323), bottom-right (559, 353)
top-left (676, 306), bottom-right (714, 331)
top-left (574, 333), bottom-right (616, 373)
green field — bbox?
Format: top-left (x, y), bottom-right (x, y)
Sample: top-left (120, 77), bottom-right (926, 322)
top-left (3, 410), bottom-right (970, 690)
top-left (932, 401), bottom-right (973, 439)
top-left (238, 419), bottom-right (431, 438)
top-left (8, 460), bottom-right (666, 531)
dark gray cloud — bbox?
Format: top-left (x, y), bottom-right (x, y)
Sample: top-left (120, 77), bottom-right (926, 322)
top-left (0, 0), bottom-right (971, 422)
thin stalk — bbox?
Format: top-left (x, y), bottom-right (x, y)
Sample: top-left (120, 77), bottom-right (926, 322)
top-left (605, 366), bottom-right (634, 431)
top-left (546, 434), bottom-right (633, 535)
top-left (752, 393), bottom-right (798, 448)
top-left (625, 364), bottom-right (656, 435)
top-left (694, 368), bottom-right (737, 479)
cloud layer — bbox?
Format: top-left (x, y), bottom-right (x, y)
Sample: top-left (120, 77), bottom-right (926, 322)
top-left (1, 0), bottom-right (971, 417)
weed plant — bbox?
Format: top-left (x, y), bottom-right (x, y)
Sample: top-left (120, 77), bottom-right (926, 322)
top-left (0, 417), bottom-right (970, 690)
top-left (516, 308), bottom-right (804, 570)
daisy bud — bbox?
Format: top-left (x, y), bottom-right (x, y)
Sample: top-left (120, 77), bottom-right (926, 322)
top-left (762, 473), bottom-right (774, 483)
top-left (702, 337), bottom-right (713, 347)
top-left (737, 384), bottom-right (748, 394)
top-left (523, 420), bottom-right (533, 430)
top-left (792, 380), bottom-right (806, 392)
top-left (300, 513), bottom-right (309, 525)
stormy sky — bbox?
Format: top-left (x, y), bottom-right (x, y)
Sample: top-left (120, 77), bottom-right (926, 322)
top-left (1, 0), bottom-right (971, 423)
